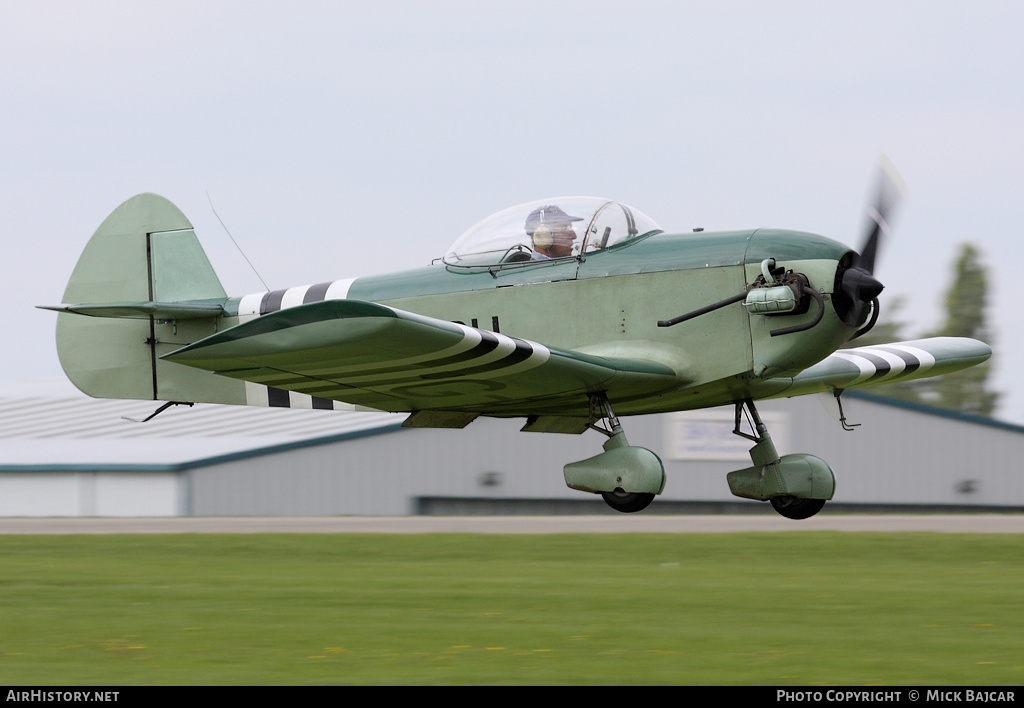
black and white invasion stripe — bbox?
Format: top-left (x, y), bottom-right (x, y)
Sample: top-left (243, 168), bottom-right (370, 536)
top-left (831, 342), bottom-right (935, 385)
top-left (237, 278), bottom-right (357, 323)
top-left (235, 279), bottom-right (357, 408)
top-left (232, 279), bottom-right (550, 409)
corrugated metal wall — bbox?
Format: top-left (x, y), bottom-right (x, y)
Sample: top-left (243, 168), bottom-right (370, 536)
top-left (186, 393), bottom-right (1024, 515)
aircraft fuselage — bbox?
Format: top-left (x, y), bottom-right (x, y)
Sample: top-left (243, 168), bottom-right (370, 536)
top-left (223, 227), bottom-right (855, 416)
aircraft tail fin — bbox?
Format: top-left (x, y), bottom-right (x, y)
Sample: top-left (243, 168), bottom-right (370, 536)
top-left (47, 193), bottom-right (248, 405)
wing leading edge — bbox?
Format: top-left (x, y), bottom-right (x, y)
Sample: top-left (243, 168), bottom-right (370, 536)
top-left (162, 299), bottom-right (685, 417)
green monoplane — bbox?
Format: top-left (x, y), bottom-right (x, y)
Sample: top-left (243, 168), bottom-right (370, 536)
top-left (41, 166), bottom-right (990, 518)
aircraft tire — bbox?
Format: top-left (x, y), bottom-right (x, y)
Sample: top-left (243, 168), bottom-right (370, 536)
top-left (601, 491), bottom-right (655, 513)
top-left (770, 496), bottom-right (826, 520)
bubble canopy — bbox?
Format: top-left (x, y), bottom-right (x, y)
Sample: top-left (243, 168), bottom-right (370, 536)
top-left (443, 197), bottom-right (661, 267)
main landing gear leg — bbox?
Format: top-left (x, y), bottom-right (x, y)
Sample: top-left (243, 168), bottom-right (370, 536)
top-left (562, 393), bottom-right (665, 513)
top-left (726, 399), bottom-right (835, 520)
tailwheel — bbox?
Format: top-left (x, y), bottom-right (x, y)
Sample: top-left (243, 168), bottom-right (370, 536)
top-left (770, 496), bottom-right (826, 520)
top-left (601, 490), bottom-right (655, 513)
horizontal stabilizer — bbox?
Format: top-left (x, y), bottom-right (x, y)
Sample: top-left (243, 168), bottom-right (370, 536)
top-left (39, 300), bottom-right (224, 320)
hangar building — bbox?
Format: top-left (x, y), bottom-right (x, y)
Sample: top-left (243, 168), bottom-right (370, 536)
top-left (2, 380), bottom-right (1022, 516)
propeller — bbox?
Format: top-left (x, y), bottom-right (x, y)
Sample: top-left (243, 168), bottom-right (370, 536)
top-left (836, 157), bottom-right (907, 329)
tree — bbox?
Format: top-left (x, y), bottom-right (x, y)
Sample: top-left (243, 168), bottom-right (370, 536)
top-left (920, 243), bottom-right (998, 416)
top-left (840, 242), bottom-right (998, 416)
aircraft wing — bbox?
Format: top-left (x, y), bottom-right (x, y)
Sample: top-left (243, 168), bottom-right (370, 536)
top-left (162, 299), bottom-right (685, 420)
top-left (754, 337), bottom-right (992, 399)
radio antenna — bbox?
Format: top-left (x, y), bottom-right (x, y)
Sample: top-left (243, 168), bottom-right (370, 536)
top-left (206, 191), bottom-right (270, 291)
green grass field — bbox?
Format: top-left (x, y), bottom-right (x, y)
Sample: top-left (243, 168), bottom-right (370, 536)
top-left (0, 532), bottom-right (1021, 685)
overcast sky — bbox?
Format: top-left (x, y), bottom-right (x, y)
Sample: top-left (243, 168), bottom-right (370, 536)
top-left (4, 1), bottom-right (1022, 422)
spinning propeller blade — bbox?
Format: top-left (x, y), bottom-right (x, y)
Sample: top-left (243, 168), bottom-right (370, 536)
top-left (857, 155), bottom-right (906, 275)
top-left (837, 157), bottom-right (907, 329)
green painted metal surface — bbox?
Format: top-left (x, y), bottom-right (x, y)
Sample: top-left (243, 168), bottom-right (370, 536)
top-left (563, 444), bottom-right (666, 495)
top-left (42, 191), bottom-right (996, 515)
top-left (164, 299), bottom-right (682, 415)
top-left (52, 194), bottom-right (244, 405)
top-left (150, 229), bottom-right (227, 302)
top-left (727, 453), bottom-right (836, 501)
top-left (47, 193), bottom-right (990, 420)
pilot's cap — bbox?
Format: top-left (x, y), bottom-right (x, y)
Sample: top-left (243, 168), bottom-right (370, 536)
top-left (525, 205), bottom-right (583, 236)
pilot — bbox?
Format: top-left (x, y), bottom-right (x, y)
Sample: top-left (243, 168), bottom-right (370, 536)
top-left (524, 205), bottom-right (583, 259)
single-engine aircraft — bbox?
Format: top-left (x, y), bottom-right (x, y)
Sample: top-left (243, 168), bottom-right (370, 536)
top-left (41, 166), bottom-right (991, 518)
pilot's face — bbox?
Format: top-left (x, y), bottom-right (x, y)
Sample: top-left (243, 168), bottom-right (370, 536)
top-left (548, 222), bottom-right (577, 257)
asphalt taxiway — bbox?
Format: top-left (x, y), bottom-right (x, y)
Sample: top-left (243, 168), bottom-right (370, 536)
top-left (0, 515), bottom-right (1021, 534)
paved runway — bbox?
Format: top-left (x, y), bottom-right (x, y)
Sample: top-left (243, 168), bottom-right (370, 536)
top-left (1, 514), bottom-right (1022, 534)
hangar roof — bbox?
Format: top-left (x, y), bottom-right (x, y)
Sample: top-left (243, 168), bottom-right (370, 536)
top-left (1, 379), bottom-right (404, 470)
top-left (5, 380), bottom-right (1022, 472)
